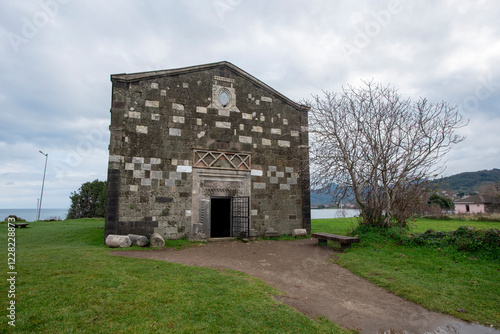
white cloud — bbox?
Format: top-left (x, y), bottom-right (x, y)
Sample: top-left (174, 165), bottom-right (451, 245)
top-left (0, 0), bottom-right (499, 208)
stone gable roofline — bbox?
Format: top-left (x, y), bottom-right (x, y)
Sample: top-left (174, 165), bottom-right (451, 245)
top-left (111, 61), bottom-right (310, 112)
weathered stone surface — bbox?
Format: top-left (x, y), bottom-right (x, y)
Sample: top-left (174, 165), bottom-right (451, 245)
top-left (106, 235), bottom-right (132, 248)
top-left (150, 232), bottom-right (165, 248)
top-left (127, 234), bottom-right (149, 247)
top-left (104, 62), bottom-right (311, 241)
top-left (292, 229), bottom-right (307, 237)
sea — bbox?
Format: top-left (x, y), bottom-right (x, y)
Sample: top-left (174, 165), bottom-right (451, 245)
top-left (310, 208), bottom-right (360, 219)
top-left (1, 208), bottom-right (356, 222)
top-left (1, 208), bottom-right (68, 222)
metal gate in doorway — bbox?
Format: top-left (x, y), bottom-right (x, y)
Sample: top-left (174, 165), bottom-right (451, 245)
top-left (231, 196), bottom-right (250, 237)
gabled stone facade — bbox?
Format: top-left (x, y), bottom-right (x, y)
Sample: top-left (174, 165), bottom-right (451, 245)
top-left (105, 61), bottom-right (311, 240)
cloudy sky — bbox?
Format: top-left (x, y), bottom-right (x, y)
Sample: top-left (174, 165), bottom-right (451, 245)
top-left (1, 0), bottom-right (499, 209)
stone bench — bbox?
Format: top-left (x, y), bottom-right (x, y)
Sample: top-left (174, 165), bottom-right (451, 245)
top-left (312, 233), bottom-right (360, 251)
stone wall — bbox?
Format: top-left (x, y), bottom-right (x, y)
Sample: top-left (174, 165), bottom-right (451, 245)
top-left (105, 62), bottom-right (310, 240)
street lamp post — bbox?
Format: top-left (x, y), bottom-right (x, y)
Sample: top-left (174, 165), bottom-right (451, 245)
top-left (37, 151), bottom-right (48, 221)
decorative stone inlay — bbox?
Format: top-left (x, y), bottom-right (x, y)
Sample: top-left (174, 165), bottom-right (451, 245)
top-left (196, 106), bottom-right (207, 113)
top-left (242, 113), bottom-right (252, 120)
top-left (261, 96), bottom-right (272, 102)
top-left (193, 150), bottom-right (251, 171)
top-left (271, 128), bottom-right (281, 135)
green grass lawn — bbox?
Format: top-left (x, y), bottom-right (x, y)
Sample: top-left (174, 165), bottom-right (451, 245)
top-left (0, 219), bottom-right (349, 334)
top-left (312, 217), bottom-right (500, 328)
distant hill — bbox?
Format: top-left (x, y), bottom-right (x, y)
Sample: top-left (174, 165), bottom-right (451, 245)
top-left (434, 168), bottom-right (500, 194)
top-left (311, 169), bottom-right (500, 206)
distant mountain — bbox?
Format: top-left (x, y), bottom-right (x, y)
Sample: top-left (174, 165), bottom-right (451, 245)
top-left (311, 169), bottom-right (500, 205)
top-left (434, 168), bottom-right (500, 194)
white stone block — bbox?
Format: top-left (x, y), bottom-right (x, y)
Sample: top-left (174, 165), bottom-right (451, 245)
top-left (291, 130), bottom-right (299, 137)
top-left (129, 111), bottom-right (141, 119)
top-left (197, 131), bottom-right (206, 138)
top-left (177, 165), bottom-right (192, 173)
top-left (196, 118), bottom-right (202, 125)
top-left (173, 116), bottom-right (185, 123)
top-left (196, 106), bottom-right (207, 113)
top-left (151, 171), bottom-right (163, 179)
top-left (185, 210), bottom-right (192, 217)
top-left (145, 100), bottom-right (159, 108)
top-left (251, 210), bottom-right (258, 216)
top-left (125, 163), bottom-right (134, 170)
top-left (215, 121), bottom-right (231, 129)
top-left (286, 167), bottom-right (294, 173)
top-left (141, 163), bottom-right (151, 170)
top-left (252, 126), bottom-right (263, 133)
top-left (172, 103), bottom-right (184, 111)
top-left (239, 124), bottom-right (244, 130)
top-left (150, 158), bottom-right (161, 164)
top-left (133, 170), bottom-right (145, 178)
top-left (280, 184), bottom-right (290, 190)
top-left (292, 229), bottom-right (307, 237)
top-left (109, 155), bottom-right (122, 163)
top-left (183, 82), bottom-right (189, 88)
top-left (261, 96), bottom-right (272, 102)
top-left (239, 136), bottom-right (252, 144)
top-left (242, 113), bottom-right (252, 120)
top-left (260, 115), bottom-right (265, 122)
top-left (130, 185), bottom-right (138, 192)
top-left (141, 178), bottom-right (152, 186)
top-left (132, 157), bottom-right (144, 164)
top-left (151, 114), bottom-right (160, 121)
top-left (160, 90), bottom-right (167, 96)
top-left (271, 128), bottom-right (281, 135)
top-left (169, 128), bottom-right (181, 136)
top-left (151, 83), bottom-right (159, 89)
top-left (251, 169), bottom-right (263, 176)
top-left (283, 119), bottom-right (288, 125)
top-left (136, 125), bottom-right (148, 134)
top-left (278, 140), bottom-right (290, 147)
top-left (262, 138), bottom-right (271, 146)
top-left (276, 171), bottom-right (284, 178)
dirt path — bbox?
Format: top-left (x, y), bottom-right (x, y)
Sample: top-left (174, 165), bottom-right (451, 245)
top-left (113, 239), bottom-right (496, 334)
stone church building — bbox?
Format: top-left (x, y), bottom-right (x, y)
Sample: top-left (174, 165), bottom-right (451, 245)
top-left (104, 61), bottom-right (311, 240)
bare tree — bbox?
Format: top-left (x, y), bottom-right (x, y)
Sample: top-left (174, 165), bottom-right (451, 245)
top-left (308, 81), bottom-right (467, 227)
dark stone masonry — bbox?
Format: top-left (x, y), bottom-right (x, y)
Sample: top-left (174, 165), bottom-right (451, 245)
top-left (104, 61), bottom-right (311, 240)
